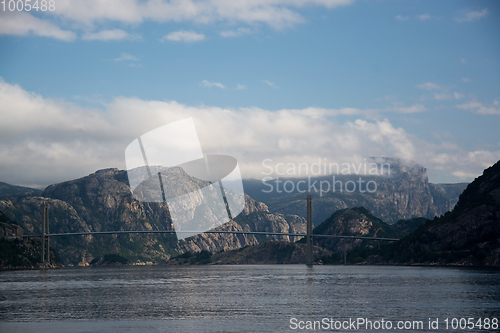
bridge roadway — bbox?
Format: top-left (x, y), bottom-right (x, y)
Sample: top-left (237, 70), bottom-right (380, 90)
top-left (22, 229), bottom-right (400, 241)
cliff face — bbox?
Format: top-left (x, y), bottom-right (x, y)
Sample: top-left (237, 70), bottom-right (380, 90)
top-left (244, 158), bottom-right (468, 225)
top-left (371, 160), bottom-right (500, 265)
top-left (177, 195), bottom-right (306, 253)
top-left (0, 168), bottom-right (306, 265)
top-left (0, 169), bottom-right (176, 266)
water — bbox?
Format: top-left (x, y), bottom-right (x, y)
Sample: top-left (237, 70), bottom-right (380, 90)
top-left (0, 265), bottom-right (499, 332)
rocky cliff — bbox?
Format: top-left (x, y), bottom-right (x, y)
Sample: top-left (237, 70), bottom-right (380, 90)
top-left (244, 158), bottom-right (468, 225)
top-left (177, 195), bottom-right (305, 253)
top-left (0, 168), bottom-right (306, 266)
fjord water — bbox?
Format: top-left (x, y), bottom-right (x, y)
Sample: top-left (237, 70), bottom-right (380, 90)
top-left (0, 265), bottom-right (499, 332)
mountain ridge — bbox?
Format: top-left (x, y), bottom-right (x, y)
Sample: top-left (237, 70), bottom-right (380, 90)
top-left (0, 168), bottom-right (306, 266)
top-left (243, 158), bottom-right (468, 224)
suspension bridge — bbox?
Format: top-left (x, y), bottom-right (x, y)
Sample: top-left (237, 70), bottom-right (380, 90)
top-left (17, 195), bottom-right (400, 265)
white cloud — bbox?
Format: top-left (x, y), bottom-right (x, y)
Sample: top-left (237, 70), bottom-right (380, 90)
top-left (0, 78), bottom-right (497, 187)
top-left (460, 58), bottom-right (466, 65)
top-left (462, 77), bottom-right (472, 82)
top-left (82, 29), bottom-right (141, 41)
top-left (417, 82), bottom-right (464, 101)
top-left (394, 15), bottom-right (409, 21)
top-left (263, 80), bottom-right (278, 88)
top-left (48, 0), bottom-right (354, 30)
top-left (417, 13), bottom-right (431, 21)
top-left (417, 82), bottom-right (443, 90)
top-left (115, 53), bottom-right (138, 61)
top-left (0, 0), bottom-right (355, 41)
top-left (387, 104), bottom-right (427, 114)
top-left (452, 170), bottom-right (479, 180)
top-left (236, 84), bottom-right (247, 90)
top-left (161, 30), bottom-right (205, 42)
top-left (0, 12), bottom-right (76, 41)
top-left (456, 101), bottom-right (500, 115)
top-left (201, 80), bottom-right (225, 89)
top-left (456, 8), bottom-right (488, 22)
top-left (435, 150), bottom-right (499, 180)
top-left (434, 93), bottom-right (450, 101)
top-left (220, 27), bottom-right (252, 38)
top-left (433, 92), bottom-right (464, 101)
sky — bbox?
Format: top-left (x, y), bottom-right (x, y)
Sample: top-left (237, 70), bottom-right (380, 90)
top-left (0, 0), bottom-right (499, 189)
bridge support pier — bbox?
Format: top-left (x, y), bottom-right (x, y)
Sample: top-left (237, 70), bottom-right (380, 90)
top-left (41, 203), bottom-right (49, 264)
top-left (306, 195), bottom-right (313, 266)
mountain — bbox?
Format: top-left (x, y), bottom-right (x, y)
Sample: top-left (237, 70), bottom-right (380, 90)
top-left (243, 158), bottom-right (468, 225)
top-left (0, 181), bottom-right (42, 197)
top-left (0, 168), bottom-right (305, 266)
top-left (352, 160), bottom-right (500, 265)
top-left (299, 207), bottom-right (406, 254)
top-left (0, 159), bottom-right (474, 267)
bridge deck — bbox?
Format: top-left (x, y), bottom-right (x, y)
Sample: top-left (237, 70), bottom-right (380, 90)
top-left (21, 230), bottom-right (400, 241)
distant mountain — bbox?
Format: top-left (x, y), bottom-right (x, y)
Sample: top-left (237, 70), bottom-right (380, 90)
top-left (0, 181), bottom-right (42, 197)
top-left (0, 168), bottom-right (305, 266)
top-left (244, 158), bottom-right (468, 225)
top-left (353, 160), bottom-right (500, 266)
top-left (433, 182), bottom-right (470, 208)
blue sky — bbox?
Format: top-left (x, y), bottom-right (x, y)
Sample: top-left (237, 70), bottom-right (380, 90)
top-left (0, 0), bottom-right (499, 188)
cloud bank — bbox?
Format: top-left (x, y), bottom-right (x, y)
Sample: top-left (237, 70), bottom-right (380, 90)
top-left (1, 79), bottom-right (498, 188)
top-left (0, 11), bottom-right (76, 41)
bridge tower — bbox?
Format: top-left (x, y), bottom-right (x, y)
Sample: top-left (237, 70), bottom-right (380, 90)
top-left (306, 195), bottom-right (313, 266)
top-left (41, 203), bottom-right (50, 263)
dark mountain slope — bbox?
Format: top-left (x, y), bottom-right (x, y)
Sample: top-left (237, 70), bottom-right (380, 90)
top-left (354, 160), bottom-right (500, 265)
top-left (392, 217), bottom-right (429, 234)
top-left (0, 181), bottom-right (42, 197)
